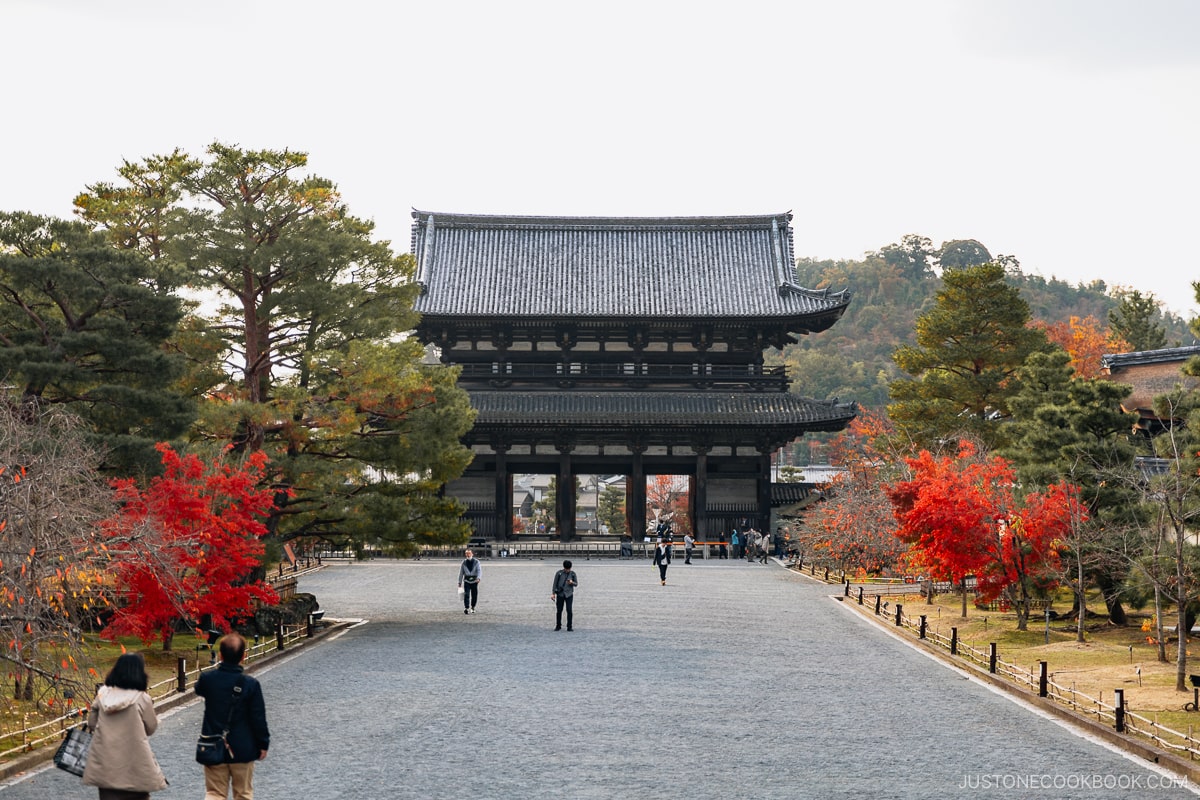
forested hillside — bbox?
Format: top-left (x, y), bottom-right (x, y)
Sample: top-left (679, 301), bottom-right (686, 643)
top-left (777, 234), bottom-right (1193, 416)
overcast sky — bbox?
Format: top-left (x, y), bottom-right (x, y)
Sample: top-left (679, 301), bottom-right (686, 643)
top-left (5, 1), bottom-right (1199, 318)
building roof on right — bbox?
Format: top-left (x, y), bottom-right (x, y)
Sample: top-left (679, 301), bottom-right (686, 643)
top-left (1100, 345), bottom-right (1200, 431)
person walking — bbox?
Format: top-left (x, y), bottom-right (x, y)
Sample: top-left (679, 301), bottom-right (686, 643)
top-left (458, 548), bottom-right (482, 614)
top-left (758, 530), bottom-right (770, 564)
top-left (730, 529), bottom-right (741, 560)
top-left (195, 633), bottom-right (270, 800)
top-left (717, 531), bottom-right (728, 559)
top-left (683, 531), bottom-right (695, 564)
top-left (746, 528), bottom-right (759, 562)
top-left (551, 559), bottom-right (579, 631)
top-left (653, 537), bottom-right (673, 585)
top-left (82, 653), bottom-right (168, 800)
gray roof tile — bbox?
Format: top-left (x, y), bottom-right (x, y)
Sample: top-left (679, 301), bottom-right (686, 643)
top-left (411, 211), bottom-right (850, 320)
top-left (467, 391), bottom-right (856, 428)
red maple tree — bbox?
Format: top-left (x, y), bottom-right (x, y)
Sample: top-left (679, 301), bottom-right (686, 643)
top-left (887, 440), bottom-right (1081, 628)
top-left (101, 444), bottom-right (281, 648)
top-left (797, 410), bottom-right (909, 577)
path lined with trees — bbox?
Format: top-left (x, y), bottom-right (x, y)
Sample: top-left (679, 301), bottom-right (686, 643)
top-left (4, 561), bottom-right (1192, 799)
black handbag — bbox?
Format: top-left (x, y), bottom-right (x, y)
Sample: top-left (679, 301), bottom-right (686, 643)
top-left (53, 724), bottom-right (92, 776)
top-left (195, 675), bottom-right (245, 766)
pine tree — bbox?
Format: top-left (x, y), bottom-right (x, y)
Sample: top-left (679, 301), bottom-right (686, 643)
top-left (0, 212), bottom-right (193, 475)
top-left (888, 262), bottom-right (1050, 451)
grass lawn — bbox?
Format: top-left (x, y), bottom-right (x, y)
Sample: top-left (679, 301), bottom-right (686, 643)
top-left (0, 632), bottom-right (212, 750)
top-left (844, 588), bottom-right (1200, 736)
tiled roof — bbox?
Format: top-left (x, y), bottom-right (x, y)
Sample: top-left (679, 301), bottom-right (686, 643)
top-left (467, 391), bottom-right (856, 428)
top-left (411, 211), bottom-right (850, 321)
top-left (771, 483), bottom-right (816, 504)
top-left (1101, 345), bottom-right (1200, 370)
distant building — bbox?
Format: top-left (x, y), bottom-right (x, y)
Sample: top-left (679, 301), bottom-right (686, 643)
top-left (412, 211), bottom-right (855, 540)
top-left (1100, 345), bottom-right (1200, 436)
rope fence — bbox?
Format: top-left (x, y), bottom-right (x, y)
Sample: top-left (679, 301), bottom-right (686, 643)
top-left (0, 620), bottom-right (313, 762)
top-left (807, 561), bottom-right (1200, 763)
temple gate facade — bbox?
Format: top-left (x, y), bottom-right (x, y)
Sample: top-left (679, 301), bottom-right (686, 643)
top-left (411, 211), bottom-right (855, 540)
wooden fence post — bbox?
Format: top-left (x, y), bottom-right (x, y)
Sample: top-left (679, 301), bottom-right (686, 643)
top-left (895, 603), bottom-right (903, 626)
top-left (177, 657), bottom-right (187, 693)
top-left (276, 622), bottom-right (285, 651)
top-left (1038, 661), bottom-right (1048, 698)
top-left (989, 643), bottom-right (998, 674)
top-left (874, 595), bottom-right (882, 615)
top-left (1114, 688), bottom-right (1125, 733)
top-left (919, 615), bottom-right (927, 639)
top-left (857, 587), bottom-right (864, 605)
top-left (950, 627), bottom-right (958, 655)
top-left (844, 582), bottom-right (850, 597)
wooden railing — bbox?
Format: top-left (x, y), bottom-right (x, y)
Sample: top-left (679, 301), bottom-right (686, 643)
top-left (846, 583), bottom-right (1200, 762)
top-left (0, 621), bottom-right (313, 762)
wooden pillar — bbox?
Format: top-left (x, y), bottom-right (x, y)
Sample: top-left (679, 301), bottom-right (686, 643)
top-left (494, 445), bottom-right (512, 540)
top-left (556, 448), bottom-right (575, 541)
top-left (756, 448), bottom-right (772, 530)
top-left (628, 445), bottom-right (647, 542)
top-left (694, 447), bottom-right (709, 538)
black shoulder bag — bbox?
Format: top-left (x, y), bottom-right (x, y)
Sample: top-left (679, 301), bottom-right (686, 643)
top-left (196, 675), bottom-right (246, 766)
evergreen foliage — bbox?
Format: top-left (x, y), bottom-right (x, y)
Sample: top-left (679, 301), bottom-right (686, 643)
top-left (887, 263), bottom-right (1051, 451)
top-left (0, 212), bottom-right (194, 475)
top-left (781, 235), bottom-right (1191, 429)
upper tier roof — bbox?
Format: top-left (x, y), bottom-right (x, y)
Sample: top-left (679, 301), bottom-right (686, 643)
top-left (410, 211), bottom-right (850, 322)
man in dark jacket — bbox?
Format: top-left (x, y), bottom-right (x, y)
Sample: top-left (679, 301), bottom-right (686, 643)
top-left (551, 559), bottom-right (579, 631)
top-left (196, 632), bottom-right (270, 800)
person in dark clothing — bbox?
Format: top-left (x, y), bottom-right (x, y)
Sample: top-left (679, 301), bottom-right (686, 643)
top-left (458, 549), bottom-right (482, 614)
top-left (195, 633), bottom-right (269, 800)
top-left (551, 559), bottom-right (579, 631)
top-left (717, 532), bottom-right (728, 559)
top-left (653, 537), bottom-right (673, 585)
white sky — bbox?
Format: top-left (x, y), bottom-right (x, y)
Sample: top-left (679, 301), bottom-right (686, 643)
top-left (4, 0), bottom-right (1199, 317)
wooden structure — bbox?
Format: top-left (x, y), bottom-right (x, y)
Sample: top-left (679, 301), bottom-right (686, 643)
top-left (411, 211), bottom-right (855, 540)
top-left (1101, 345), bottom-right (1200, 436)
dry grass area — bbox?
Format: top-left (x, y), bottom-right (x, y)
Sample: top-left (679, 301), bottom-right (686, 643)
top-left (844, 589), bottom-right (1200, 732)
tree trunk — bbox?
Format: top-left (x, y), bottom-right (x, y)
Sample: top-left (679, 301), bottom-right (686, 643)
top-left (1012, 587), bottom-right (1029, 632)
top-left (1094, 572), bottom-right (1128, 626)
top-left (1154, 586), bottom-right (1168, 663)
top-left (1178, 588), bottom-right (1189, 692)
top-left (1075, 554), bottom-right (1086, 643)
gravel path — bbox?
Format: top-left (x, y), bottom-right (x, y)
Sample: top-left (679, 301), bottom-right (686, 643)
top-left (3, 558), bottom-right (1195, 799)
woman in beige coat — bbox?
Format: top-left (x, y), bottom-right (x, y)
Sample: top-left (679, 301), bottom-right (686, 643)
top-left (82, 653), bottom-right (168, 800)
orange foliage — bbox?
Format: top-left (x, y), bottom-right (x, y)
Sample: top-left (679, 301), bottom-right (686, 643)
top-left (1033, 316), bottom-right (1130, 378)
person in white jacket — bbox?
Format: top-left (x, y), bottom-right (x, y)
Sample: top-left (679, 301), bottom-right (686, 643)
top-left (83, 652), bottom-right (168, 800)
